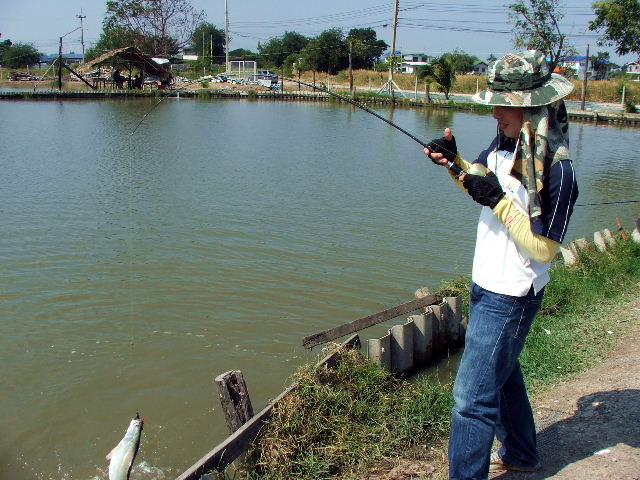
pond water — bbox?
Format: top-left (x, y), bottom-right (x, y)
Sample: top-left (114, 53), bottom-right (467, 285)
top-left (1, 98), bottom-right (638, 479)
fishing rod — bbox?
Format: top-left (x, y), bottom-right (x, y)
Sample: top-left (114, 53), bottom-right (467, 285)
top-left (280, 79), bottom-right (640, 204)
top-left (281, 77), bottom-right (465, 176)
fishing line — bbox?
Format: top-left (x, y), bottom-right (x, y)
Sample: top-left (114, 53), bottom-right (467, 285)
top-left (130, 87), bottom-right (186, 136)
top-left (127, 119), bottom-right (136, 351)
top-left (575, 199), bottom-right (640, 207)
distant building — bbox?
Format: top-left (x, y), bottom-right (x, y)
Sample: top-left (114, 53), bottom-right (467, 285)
top-left (626, 61), bottom-right (640, 76)
top-left (556, 56), bottom-right (591, 78)
top-left (37, 52), bottom-right (84, 67)
top-left (472, 61), bottom-right (488, 75)
top-left (383, 52), bottom-right (433, 74)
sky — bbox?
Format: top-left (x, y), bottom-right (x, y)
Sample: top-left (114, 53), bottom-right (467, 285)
top-left (0, 0), bottom-right (636, 65)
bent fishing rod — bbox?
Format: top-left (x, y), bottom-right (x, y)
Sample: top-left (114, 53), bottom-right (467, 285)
top-left (130, 79), bottom-right (640, 207)
top-left (280, 79), bottom-right (640, 207)
top-left (281, 77), bottom-right (465, 176)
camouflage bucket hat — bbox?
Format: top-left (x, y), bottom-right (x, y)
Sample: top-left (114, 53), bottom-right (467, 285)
top-left (472, 50), bottom-right (574, 107)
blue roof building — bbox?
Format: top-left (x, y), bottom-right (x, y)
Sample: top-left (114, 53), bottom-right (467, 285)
top-left (39, 53), bottom-right (84, 65)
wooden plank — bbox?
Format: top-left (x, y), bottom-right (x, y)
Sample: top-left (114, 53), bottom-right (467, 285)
top-left (302, 294), bottom-right (440, 349)
top-left (175, 334), bottom-right (361, 480)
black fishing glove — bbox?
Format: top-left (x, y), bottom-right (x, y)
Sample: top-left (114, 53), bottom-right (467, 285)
top-left (462, 171), bottom-right (505, 209)
top-left (426, 135), bottom-right (457, 164)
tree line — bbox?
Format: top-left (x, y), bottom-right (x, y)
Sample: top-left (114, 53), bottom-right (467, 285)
top-left (1, 0), bottom-right (638, 78)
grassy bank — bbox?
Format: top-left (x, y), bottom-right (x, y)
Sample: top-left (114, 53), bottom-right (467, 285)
top-left (239, 235), bottom-right (640, 479)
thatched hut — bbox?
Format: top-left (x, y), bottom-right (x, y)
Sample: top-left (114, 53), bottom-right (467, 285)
top-left (76, 46), bottom-right (172, 88)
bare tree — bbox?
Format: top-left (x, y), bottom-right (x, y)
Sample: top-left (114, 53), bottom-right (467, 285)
top-left (509, 0), bottom-right (576, 72)
top-left (105, 0), bottom-right (205, 56)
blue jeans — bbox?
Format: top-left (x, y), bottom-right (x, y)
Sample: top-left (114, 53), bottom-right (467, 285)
top-left (449, 282), bottom-right (544, 480)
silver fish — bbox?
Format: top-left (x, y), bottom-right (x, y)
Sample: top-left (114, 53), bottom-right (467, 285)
top-left (106, 413), bottom-right (144, 480)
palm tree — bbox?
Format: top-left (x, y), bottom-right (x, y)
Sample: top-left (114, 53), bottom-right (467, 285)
top-left (418, 54), bottom-right (456, 99)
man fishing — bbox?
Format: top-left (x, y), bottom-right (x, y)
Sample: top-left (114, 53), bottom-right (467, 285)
top-left (424, 50), bottom-right (579, 480)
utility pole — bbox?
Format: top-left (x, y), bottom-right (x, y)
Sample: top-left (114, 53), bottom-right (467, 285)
top-left (348, 39), bottom-right (354, 97)
top-left (58, 36), bottom-right (63, 90)
top-left (76, 10), bottom-right (86, 63)
top-left (224, 0), bottom-right (230, 74)
top-left (389, 0), bottom-right (399, 98)
top-left (377, 0), bottom-right (405, 98)
top-left (581, 44), bottom-right (590, 111)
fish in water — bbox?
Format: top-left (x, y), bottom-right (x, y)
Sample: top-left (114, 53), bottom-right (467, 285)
top-left (106, 413), bottom-right (145, 480)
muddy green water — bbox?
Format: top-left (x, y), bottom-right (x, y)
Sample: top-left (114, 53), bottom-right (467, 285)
top-left (1, 98), bottom-right (638, 479)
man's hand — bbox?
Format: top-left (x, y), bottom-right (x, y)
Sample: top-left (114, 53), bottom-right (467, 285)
top-left (424, 127), bottom-right (457, 165)
top-left (462, 171), bottom-right (505, 209)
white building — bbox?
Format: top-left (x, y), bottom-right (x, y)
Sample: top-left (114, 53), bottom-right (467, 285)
top-left (626, 61), bottom-right (640, 76)
top-left (396, 53), bottom-right (432, 74)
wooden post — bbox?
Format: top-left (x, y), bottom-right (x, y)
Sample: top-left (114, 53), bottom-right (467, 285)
top-left (348, 40), bottom-right (354, 97)
top-left (176, 335), bottom-right (362, 479)
top-left (215, 370), bottom-right (254, 433)
top-left (581, 44), bottom-right (589, 111)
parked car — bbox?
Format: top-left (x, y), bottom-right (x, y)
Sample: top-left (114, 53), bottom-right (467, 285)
top-left (249, 69), bottom-right (278, 85)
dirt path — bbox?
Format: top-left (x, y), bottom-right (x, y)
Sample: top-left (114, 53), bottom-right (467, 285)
top-left (490, 296), bottom-right (640, 480)
top-left (368, 296), bottom-right (640, 480)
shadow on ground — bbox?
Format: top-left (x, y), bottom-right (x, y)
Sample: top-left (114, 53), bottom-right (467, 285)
top-left (494, 389), bottom-right (640, 479)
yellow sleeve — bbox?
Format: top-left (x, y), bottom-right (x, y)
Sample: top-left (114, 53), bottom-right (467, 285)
top-left (492, 197), bottom-right (560, 264)
top-left (447, 154), bottom-right (473, 192)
